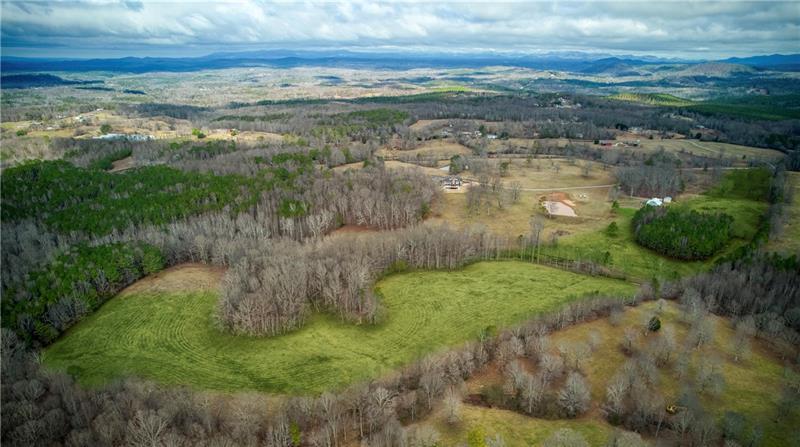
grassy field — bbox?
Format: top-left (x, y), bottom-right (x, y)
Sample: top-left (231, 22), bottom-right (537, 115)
top-left (539, 194), bottom-right (767, 281)
top-left (413, 300), bottom-right (799, 446)
top-left (631, 138), bottom-right (786, 162)
top-left (43, 261), bottom-right (636, 394)
top-left (610, 92), bottom-right (693, 107)
top-left (426, 159), bottom-right (625, 239)
top-left (547, 301), bottom-right (799, 447)
top-left (766, 171), bottom-right (800, 255)
top-left (377, 140), bottom-right (473, 158)
top-left (421, 405), bottom-right (619, 446)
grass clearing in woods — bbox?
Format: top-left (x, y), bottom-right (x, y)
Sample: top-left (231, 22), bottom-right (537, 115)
top-left (43, 261), bottom-right (635, 394)
top-left (412, 300), bottom-right (798, 446)
top-left (538, 194), bottom-right (767, 281)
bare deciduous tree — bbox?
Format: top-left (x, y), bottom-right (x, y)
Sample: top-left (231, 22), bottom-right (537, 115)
top-left (558, 373), bottom-right (591, 418)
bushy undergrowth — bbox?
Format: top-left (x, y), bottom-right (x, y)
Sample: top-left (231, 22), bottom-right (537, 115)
top-left (632, 205), bottom-right (733, 260)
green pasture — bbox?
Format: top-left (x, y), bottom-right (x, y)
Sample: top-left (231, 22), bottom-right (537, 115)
top-left (43, 261), bottom-right (635, 394)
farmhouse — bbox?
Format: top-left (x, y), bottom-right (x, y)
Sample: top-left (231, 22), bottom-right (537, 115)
top-left (441, 176), bottom-right (463, 190)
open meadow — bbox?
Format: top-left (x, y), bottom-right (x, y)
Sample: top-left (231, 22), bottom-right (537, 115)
top-left (43, 261), bottom-right (636, 394)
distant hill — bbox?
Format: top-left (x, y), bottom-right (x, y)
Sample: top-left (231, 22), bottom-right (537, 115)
top-left (610, 92), bottom-right (800, 121)
top-left (1, 73), bottom-right (103, 89)
top-left (721, 54), bottom-right (800, 71)
top-left (0, 51), bottom-right (674, 74)
top-left (2, 51), bottom-right (797, 77)
top-left (578, 57), bottom-right (650, 76)
top-left (672, 62), bottom-right (757, 78)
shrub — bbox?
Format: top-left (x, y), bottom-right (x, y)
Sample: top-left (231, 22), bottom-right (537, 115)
top-left (648, 316), bottom-right (661, 332)
top-left (632, 205), bottom-right (733, 260)
top-left (467, 428), bottom-right (487, 447)
top-left (605, 221), bottom-right (619, 237)
top-left (15, 129), bottom-right (27, 136)
top-left (99, 123), bottom-right (112, 134)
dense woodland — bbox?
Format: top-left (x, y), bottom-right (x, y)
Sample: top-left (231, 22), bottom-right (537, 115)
top-left (632, 207), bottom-right (733, 260)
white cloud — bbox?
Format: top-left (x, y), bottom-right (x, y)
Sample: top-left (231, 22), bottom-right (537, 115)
top-left (1, 1), bottom-right (798, 58)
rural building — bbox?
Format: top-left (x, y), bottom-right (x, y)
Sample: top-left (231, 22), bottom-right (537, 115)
top-left (442, 176), bottom-right (463, 190)
top-left (93, 133), bottom-right (154, 142)
top-left (645, 198), bottom-right (664, 207)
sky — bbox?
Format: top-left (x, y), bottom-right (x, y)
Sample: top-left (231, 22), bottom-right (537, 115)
top-left (2, 1), bottom-right (799, 60)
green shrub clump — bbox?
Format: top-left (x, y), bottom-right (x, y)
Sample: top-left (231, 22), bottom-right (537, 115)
top-left (632, 205), bottom-right (733, 260)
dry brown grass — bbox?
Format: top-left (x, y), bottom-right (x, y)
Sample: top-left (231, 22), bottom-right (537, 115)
top-left (426, 160), bottom-right (627, 239)
top-left (109, 156), bottom-right (135, 172)
top-left (118, 263), bottom-right (226, 297)
top-left (378, 140), bottom-right (472, 159)
top-left (633, 139), bottom-right (786, 161)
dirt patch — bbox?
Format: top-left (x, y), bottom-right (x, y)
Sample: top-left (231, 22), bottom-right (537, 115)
top-left (109, 156), bottom-right (134, 173)
top-left (540, 191), bottom-right (572, 203)
top-left (539, 192), bottom-right (579, 217)
top-left (119, 263), bottom-right (226, 297)
top-left (542, 201), bottom-right (577, 217)
top-left (409, 119), bottom-right (451, 132)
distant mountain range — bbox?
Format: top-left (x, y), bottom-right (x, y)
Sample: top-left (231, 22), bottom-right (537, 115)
top-left (1, 50), bottom-right (798, 74)
top-left (1, 73), bottom-right (104, 88)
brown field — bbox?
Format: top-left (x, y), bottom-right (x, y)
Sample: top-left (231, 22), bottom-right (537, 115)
top-left (118, 263), bottom-right (226, 297)
top-left (630, 138), bottom-right (786, 161)
top-left (109, 156), bottom-right (135, 172)
top-left (378, 140), bottom-right (473, 158)
top-left (425, 159), bottom-right (628, 239)
top-left (205, 129), bottom-right (285, 143)
top-left (409, 119), bottom-right (452, 132)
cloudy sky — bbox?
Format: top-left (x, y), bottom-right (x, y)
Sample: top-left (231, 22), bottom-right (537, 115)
top-left (2, 1), bottom-right (798, 59)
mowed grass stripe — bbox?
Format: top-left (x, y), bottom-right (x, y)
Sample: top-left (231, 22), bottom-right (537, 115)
top-left (43, 261), bottom-right (636, 394)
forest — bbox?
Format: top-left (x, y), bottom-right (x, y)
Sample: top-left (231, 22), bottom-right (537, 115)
top-left (632, 206), bottom-right (733, 260)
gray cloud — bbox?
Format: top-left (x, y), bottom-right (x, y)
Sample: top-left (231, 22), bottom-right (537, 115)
top-left (1, 1), bottom-right (798, 58)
